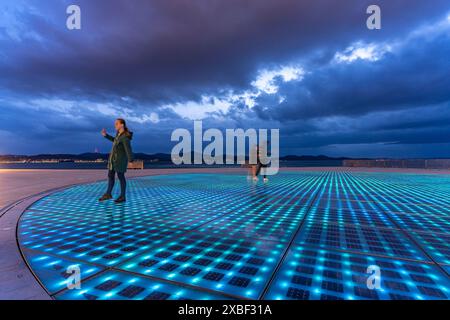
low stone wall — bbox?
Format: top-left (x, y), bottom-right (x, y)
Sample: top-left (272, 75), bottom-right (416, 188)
top-left (128, 160), bottom-right (144, 169)
top-left (343, 159), bottom-right (450, 169)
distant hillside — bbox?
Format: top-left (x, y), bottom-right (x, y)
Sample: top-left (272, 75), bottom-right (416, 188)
top-left (0, 153), bottom-right (350, 162)
top-left (0, 153), bottom-right (172, 162)
top-left (281, 155), bottom-right (351, 161)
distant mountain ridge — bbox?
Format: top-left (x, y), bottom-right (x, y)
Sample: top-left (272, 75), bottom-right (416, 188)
top-left (0, 153), bottom-right (349, 162)
top-left (281, 155), bottom-right (351, 161)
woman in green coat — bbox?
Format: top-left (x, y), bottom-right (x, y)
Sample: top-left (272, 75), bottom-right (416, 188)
top-left (99, 118), bottom-right (134, 203)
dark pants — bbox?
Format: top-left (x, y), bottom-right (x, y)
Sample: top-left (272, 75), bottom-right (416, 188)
top-left (255, 163), bottom-right (267, 179)
top-left (106, 170), bottom-right (126, 198)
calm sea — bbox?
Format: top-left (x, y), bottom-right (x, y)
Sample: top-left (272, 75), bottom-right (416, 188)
top-left (0, 160), bottom-right (342, 170)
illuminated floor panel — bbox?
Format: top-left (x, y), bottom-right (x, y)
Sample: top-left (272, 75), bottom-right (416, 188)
top-left (409, 231), bottom-right (450, 265)
top-left (57, 271), bottom-right (229, 300)
top-left (293, 221), bottom-right (429, 261)
top-left (23, 250), bottom-right (104, 295)
top-left (264, 245), bottom-right (450, 300)
top-left (305, 206), bottom-right (395, 229)
top-left (197, 213), bottom-right (302, 242)
top-left (389, 212), bottom-right (450, 235)
top-left (20, 217), bottom-right (185, 267)
top-left (120, 232), bottom-right (284, 299)
top-left (374, 201), bottom-right (450, 217)
top-left (18, 171), bottom-right (450, 300)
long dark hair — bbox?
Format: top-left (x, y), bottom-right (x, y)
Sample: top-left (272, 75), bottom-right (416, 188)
top-left (116, 118), bottom-right (133, 139)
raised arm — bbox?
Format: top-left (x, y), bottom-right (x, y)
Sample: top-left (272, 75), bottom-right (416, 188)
top-left (104, 134), bottom-right (115, 142)
top-left (101, 128), bottom-right (114, 142)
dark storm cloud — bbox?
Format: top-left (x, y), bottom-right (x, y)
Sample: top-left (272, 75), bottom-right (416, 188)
top-left (255, 27), bottom-right (450, 121)
top-left (1, 0), bottom-right (449, 100)
top-left (0, 0), bottom-right (450, 156)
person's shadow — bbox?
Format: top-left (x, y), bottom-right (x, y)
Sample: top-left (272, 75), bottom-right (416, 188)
top-left (105, 203), bottom-right (126, 241)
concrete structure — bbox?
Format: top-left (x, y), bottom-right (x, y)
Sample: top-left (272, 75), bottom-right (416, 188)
top-left (344, 159), bottom-right (450, 169)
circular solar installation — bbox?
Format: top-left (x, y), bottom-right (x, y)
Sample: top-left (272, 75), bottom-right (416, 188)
top-left (17, 172), bottom-right (450, 300)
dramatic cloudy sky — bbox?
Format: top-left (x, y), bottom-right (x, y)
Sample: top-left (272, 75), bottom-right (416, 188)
top-left (1, 0), bottom-right (449, 157)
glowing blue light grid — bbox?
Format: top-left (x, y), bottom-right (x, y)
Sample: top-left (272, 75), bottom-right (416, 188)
top-left (20, 217), bottom-right (185, 266)
top-left (120, 233), bottom-right (284, 299)
top-left (24, 250), bottom-right (103, 295)
top-left (294, 220), bottom-right (429, 261)
top-left (18, 171), bottom-right (450, 300)
top-left (264, 245), bottom-right (450, 300)
top-left (409, 231), bottom-right (450, 265)
top-left (57, 271), bottom-right (229, 300)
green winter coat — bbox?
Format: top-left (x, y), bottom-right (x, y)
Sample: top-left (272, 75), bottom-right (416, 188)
top-left (105, 131), bottom-right (134, 173)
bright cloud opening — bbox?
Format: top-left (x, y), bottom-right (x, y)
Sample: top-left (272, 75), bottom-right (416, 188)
top-left (126, 112), bottom-right (160, 124)
top-left (334, 42), bottom-right (392, 63)
top-left (251, 66), bottom-right (305, 94)
top-left (167, 96), bottom-right (232, 120)
top-left (168, 65), bottom-right (305, 118)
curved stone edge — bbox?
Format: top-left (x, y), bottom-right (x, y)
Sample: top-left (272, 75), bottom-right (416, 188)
top-left (0, 168), bottom-right (248, 300)
top-left (0, 175), bottom-right (114, 300)
top-left (0, 190), bottom-right (57, 300)
top-left (1, 179), bottom-right (113, 300)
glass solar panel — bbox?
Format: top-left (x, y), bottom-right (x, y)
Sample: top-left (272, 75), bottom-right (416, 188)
top-left (23, 250), bottom-right (104, 295)
top-left (57, 271), bottom-right (229, 300)
top-left (18, 171), bottom-right (450, 300)
top-left (264, 245), bottom-right (450, 300)
top-left (120, 232), bottom-right (284, 299)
